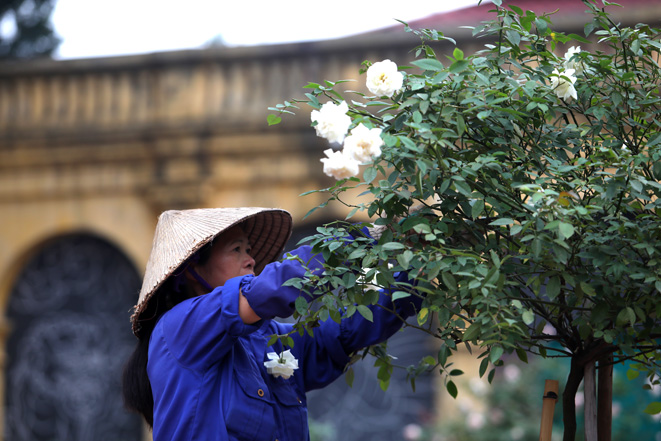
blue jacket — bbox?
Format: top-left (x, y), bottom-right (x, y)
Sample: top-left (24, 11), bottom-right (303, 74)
top-left (147, 245), bottom-right (421, 441)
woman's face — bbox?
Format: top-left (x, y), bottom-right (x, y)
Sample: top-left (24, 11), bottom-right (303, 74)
top-left (194, 226), bottom-right (255, 289)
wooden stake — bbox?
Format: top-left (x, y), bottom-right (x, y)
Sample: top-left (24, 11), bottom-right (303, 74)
top-left (584, 362), bottom-right (598, 441)
top-left (597, 355), bottom-right (613, 441)
top-left (539, 379), bottom-right (559, 441)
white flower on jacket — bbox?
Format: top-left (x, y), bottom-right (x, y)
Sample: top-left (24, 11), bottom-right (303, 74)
top-left (311, 101), bottom-right (352, 144)
top-left (366, 59), bottom-right (404, 97)
top-left (550, 68), bottom-right (578, 101)
top-left (264, 350), bottom-right (299, 379)
top-left (343, 123), bottom-right (384, 164)
top-left (320, 148), bottom-right (360, 180)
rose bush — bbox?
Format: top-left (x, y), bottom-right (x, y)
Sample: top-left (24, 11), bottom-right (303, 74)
top-left (269, 1), bottom-right (661, 439)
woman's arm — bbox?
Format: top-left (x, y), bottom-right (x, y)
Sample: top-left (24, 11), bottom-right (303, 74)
top-left (239, 293), bottom-right (261, 324)
top-left (241, 245), bottom-right (324, 319)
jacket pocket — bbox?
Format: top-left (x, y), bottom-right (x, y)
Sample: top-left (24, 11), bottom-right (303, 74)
top-left (270, 378), bottom-right (308, 440)
top-left (225, 347), bottom-right (276, 441)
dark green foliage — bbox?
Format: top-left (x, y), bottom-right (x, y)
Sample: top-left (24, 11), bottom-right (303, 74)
top-left (271, 1), bottom-right (661, 439)
top-left (0, 0), bottom-right (59, 59)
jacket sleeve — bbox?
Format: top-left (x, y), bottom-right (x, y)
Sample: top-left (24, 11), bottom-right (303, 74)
top-left (337, 271), bottom-right (422, 354)
top-left (242, 245), bottom-right (324, 319)
top-left (159, 246), bottom-right (323, 371)
top-left (156, 275), bottom-right (262, 371)
top-left (285, 271), bottom-right (422, 392)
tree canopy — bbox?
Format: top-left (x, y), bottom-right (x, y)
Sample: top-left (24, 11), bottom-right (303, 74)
top-left (270, 1), bottom-right (661, 439)
top-left (0, 0), bottom-right (59, 59)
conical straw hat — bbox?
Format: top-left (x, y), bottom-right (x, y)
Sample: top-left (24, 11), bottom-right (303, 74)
top-left (130, 207), bottom-right (292, 336)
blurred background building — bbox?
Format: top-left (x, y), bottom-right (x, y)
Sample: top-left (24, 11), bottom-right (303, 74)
top-left (0, 1), bottom-right (659, 440)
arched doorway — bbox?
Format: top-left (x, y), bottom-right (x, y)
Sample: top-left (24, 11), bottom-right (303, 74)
top-left (4, 234), bottom-right (142, 441)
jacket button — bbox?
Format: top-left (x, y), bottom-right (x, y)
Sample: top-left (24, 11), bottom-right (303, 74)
top-left (297, 397), bottom-right (301, 403)
top-left (257, 388), bottom-right (265, 397)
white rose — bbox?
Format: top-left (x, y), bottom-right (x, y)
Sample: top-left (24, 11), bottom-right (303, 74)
top-left (563, 46), bottom-right (585, 75)
top-left (550, 68), bottom-right (577, 101)
top-left (366, 59), bottom-right (404, 97)
top-left (342, 123), bottom-right (384, 164)
top-left (310, 101), bottom-right (352, 144)
top-left (264, 350), bottom-right (299, 379)
top-left (320, 148), bottom-right (360, 180)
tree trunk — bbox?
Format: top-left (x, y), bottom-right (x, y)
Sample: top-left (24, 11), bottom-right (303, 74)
top-left (597, 354), bottom-right (613, 441)
top-left (563, 356), bottom-right (584, 441)
top-left (584, 362), bottom-right (598, 441)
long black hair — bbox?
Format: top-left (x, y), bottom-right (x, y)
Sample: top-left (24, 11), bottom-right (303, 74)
top-left (121, 242), bottom-right (214, 427)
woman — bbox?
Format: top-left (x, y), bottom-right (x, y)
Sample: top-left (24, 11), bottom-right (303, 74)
top-left (122, 207), bottom-right (421, 441)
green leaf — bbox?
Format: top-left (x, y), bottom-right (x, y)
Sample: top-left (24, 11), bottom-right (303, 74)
top-left (295, 296), bottom-right (309, 315)
top-left (626, 369), bottom-right (640, 380)
top-left (417, 307), bottom-right (430, 325)
top-left (345, 367), bottom-right (355, 387)
top-left (449, 60), bottom-right (469, 73)
top-left (441, 272), bottom-right (458, 293)
top-left (522, 310), bottom-right (535, 325)
top-left (506, 30), bottom-right (521, 46)
top-left (463, 322), bottom-right (481, 342)
top-left (379, 379), bottom-right (390, 391)
top-left (490, 346), bottom-right (504, 363)
top-left (381, 242), bottom-right (406, 251)
top-left (363, 167), bottom-right (377, 184)
top-left (453, 47), bottom-right (464, 61)
top-left (347, 248), bottom-right (366, 260)
top-left (509, 5), bottom-right (523, 15)
top-left (454, 181), bottom-right (472, 197)
top-left (647, 132), bottom-right (661, 147)
top-left (558, 222), bottom-right (575, 239)
top-left (446, 380), bottom-right (458, 399)
top-left (411, 58), bottom-right (444, 71)
top-left (267, 334), bottom-right (279, 346)
top-left (456, 114), bottom-right (466, 136)
top-left (479, 357), bottom-right (489, 377)
top-left (616, 307), bottom-right (635, 327)
top-left (567, 33), bottom-right (592, 44)
top-left (580, 282), bottom-right (596, 297)
top-left (357, 305), bottom-right (374, 322)
top-left (267, 114), bottom-right (282, 126)
top-left (644, 402), bottom-right (661, 415)
top-left (489, 218), bottom-right (514, 226)
top-left (471, 200), bottom-right (485, 219)
top-left (392, 291), bottom-right (411, 301)
top-left (546, 276), bottom-right (561, 300)
top-left (535, 18), bottom-right (547, 33)
top-left (584, 22), bottom-right (596, 36)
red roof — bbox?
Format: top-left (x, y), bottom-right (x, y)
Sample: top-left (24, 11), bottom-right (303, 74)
top-left (375, 0), bottom-right (660, 35)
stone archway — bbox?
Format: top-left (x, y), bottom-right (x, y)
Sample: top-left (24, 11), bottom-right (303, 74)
top-left (4, 234), bottom-right (142, 441)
